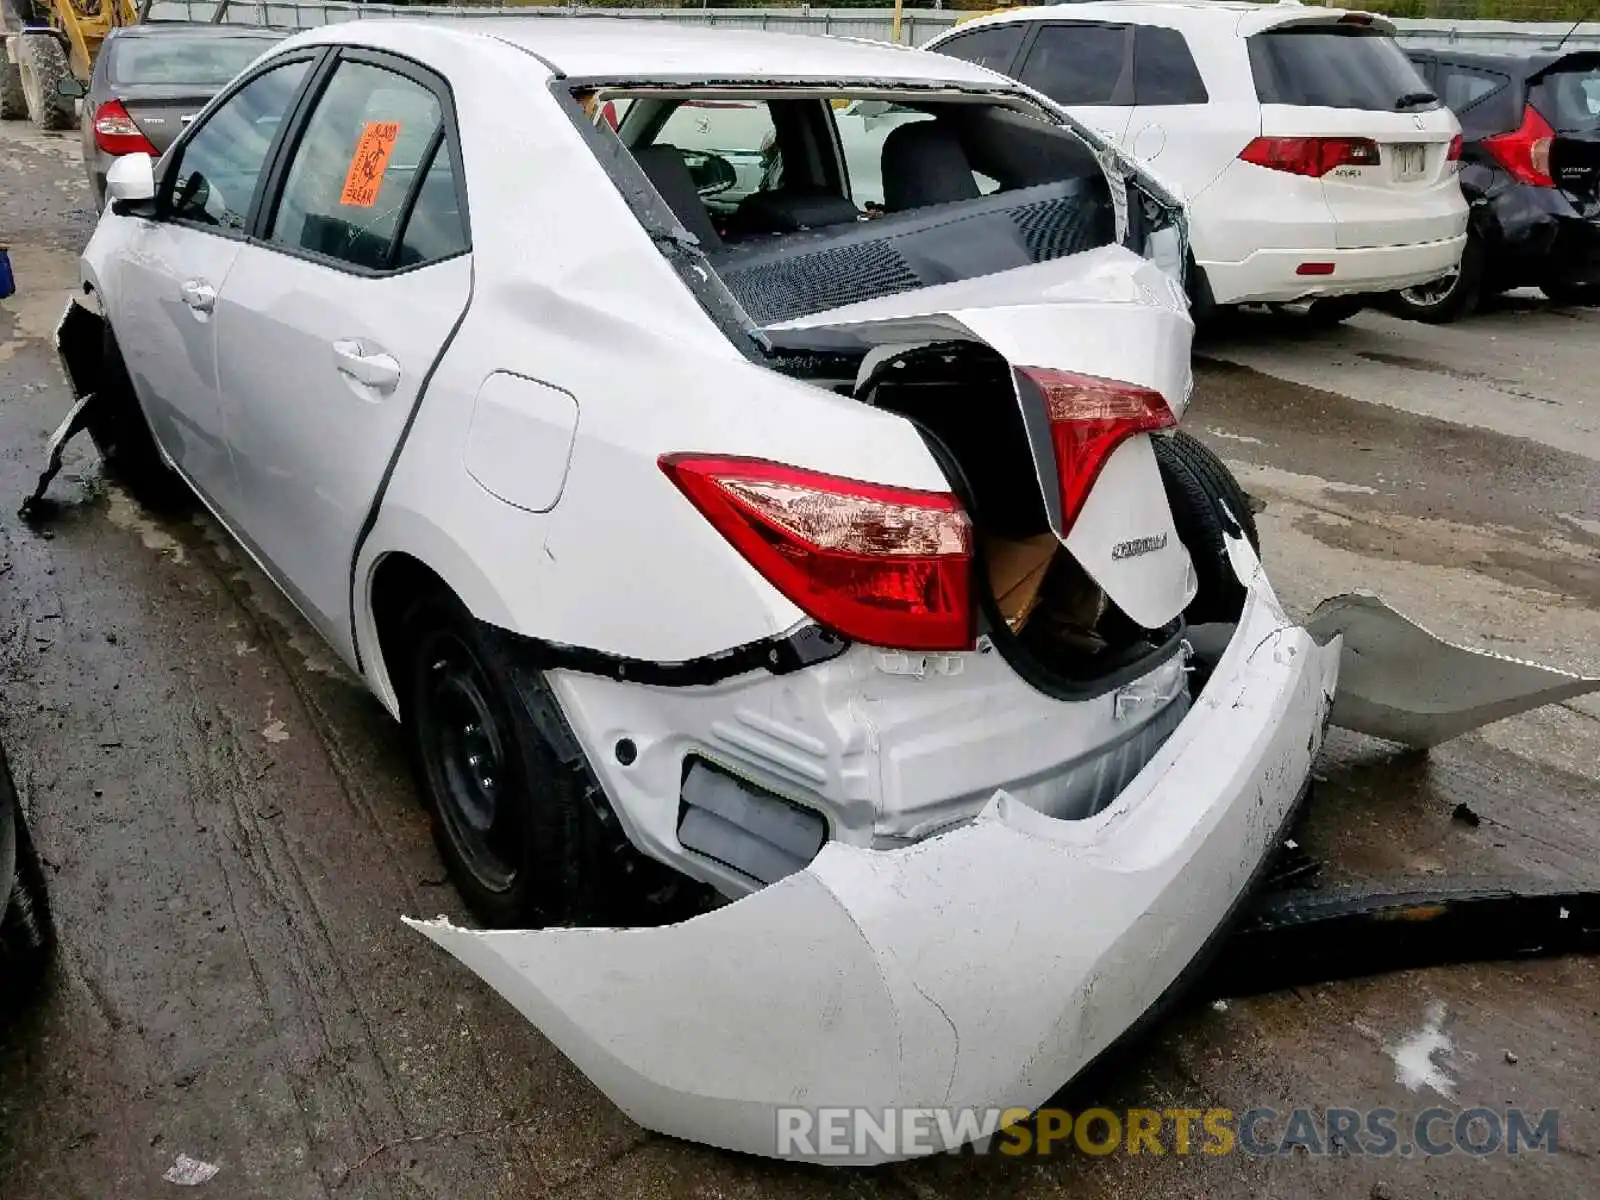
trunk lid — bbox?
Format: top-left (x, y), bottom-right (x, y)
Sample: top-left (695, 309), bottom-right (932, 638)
top-left (111, 89), bottom-right (214, 157)
top-left (1247, 17), bottom-right (1463, 249)
top-left (1530, 54), bottom-right (1600, 203)
top-left (764, 246), bottom-right (1197, 631)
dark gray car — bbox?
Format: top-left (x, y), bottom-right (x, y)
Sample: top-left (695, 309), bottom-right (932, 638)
top-left (75, 23), bottom-right (283, 208)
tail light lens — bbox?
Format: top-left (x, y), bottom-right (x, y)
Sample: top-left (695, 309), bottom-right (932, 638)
top-left (658, 454), bottom-right (974, 651)
top-left (93, 100), bottom-right (157, 157)
top-left (1239, 136), bottom-right (1381, 178)
top-left (1483, 106), bottom-right (1555, 187)
top-left (1018, 368), bottom-right (1177, 536)
top-left (1447, 133), bottom-right (1463, 163)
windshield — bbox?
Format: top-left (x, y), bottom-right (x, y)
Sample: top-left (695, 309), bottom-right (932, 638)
top-left (1533, 64), bottom-right (1600, 133)
top-left (1249, 26), bottom-right (1439, 112)
top-left (109, 34), bottom-right (280, 89)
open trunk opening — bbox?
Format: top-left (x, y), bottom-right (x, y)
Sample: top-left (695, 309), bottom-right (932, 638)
top-left (860, 341), bottom-right (1183, 695)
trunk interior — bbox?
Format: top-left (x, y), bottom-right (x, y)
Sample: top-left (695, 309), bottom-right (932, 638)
top-left (769, 337), bottom-right (1184, 696)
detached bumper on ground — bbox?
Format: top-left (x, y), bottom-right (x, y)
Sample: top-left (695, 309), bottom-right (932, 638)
top-left (406, 541), bottom-right (1341, 1164)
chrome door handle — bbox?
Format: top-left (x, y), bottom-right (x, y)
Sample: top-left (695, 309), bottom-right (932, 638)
top-left (180, 279), bottom-right (215, 313)
top-left (332, 340), bottom-right (401, 392)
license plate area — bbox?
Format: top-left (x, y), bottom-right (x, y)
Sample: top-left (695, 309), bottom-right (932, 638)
top-left (1392, 143), bottom-right (1426, 181)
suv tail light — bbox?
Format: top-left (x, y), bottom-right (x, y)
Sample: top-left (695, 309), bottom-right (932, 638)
top-left (1447, 133), bottom-right (1463, 163)
top-left (1483, 105), bottom-right (1555, 187)
top-left (659, 454), bottom-right (974, 651)
top-left (1239, 136), bottom-right (1381, 178)
top-left (93, 100), bottom-right (157, 157)
top-left (1017, 368), bottom-right (1177, 536)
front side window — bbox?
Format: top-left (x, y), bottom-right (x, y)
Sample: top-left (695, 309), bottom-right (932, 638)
top-left (269, 60), bottom-right (452, 271)
top-left (1016, 25), bottom-right (1131, 108)
top-left (164, 58), bottom-right (310, 230)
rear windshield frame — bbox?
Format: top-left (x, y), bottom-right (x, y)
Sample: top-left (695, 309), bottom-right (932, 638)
top-left (1248, 24), bottom-right (1440, 114)
top-left (556, 77), bottom-right (1185, 360)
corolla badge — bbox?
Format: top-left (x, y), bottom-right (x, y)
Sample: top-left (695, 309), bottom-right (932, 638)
top-left (1112, 533), bottom-right (1169, 560)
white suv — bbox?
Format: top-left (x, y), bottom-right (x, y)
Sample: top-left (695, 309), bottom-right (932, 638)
top-left (927, 1), bottom-right (1470, 316)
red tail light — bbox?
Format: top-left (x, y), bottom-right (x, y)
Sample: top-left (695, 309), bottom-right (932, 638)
top-left (1483, 105), bottom-right (1554, 187)
top-left (1447, 133), bottom-right (1463, 162)
top-left (659, 454), bottom-right (974, 651)
top-left (93, 100), bottom-right (157, 157)
top-left (1018, 368), bottom-right (1177, 536)
top-left (1239, 136), bottom-right (1381, 178)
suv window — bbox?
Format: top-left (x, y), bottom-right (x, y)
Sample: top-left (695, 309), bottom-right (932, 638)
top-left (933, 25), bottom-right (1027, 75)
top-left (1437, 63), bottom-right (1516, 136)
top-left (1133, 26), bottom-right (1208, 106)
top-left (1248, 26), bottom-right (1437, 113)
top-left (164, 58), bottom-right (309, 230)
top-left (1016, 24), bottom-right (1131, 108)
top-left (268, 60), bottom-right (461, 271)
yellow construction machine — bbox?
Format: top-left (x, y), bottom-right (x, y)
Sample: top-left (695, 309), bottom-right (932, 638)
top-left (1, 0), bottom-right (141, 131)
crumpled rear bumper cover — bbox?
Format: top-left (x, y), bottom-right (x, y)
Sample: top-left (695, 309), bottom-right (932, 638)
top-left (406, 540), bottom-right (1341, 1163)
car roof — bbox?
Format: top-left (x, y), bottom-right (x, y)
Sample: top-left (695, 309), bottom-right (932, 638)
top-left (290, 18), bottom-right (1010, 88)
top-left (942, 1), bottom-right (1394, 39)
top-left (110, 20), bottom-right (283, 40)
top-left (1408, 46), bottom-right (1593, 75)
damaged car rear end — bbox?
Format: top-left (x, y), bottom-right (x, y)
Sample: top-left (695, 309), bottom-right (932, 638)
top-left (54, 20), bottom-right (1600, 1166)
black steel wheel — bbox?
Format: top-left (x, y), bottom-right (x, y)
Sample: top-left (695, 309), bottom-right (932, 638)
top-left (399, 592), bottom-right (601, 928)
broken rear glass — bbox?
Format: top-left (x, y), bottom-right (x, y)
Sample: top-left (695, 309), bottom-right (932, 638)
top-left (580, 88), bottom-right (1124, 326)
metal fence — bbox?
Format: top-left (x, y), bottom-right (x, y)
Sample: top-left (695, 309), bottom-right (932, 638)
top-left (144, 0), bottom-right (1600, 54)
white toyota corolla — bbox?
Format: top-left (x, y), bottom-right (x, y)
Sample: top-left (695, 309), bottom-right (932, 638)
top-left (51, 17), bottom-right (1596, 1165)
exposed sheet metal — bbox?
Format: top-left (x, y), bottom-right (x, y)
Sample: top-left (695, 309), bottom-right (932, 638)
top-left (404, 539), bottom-right (1339, 1164)
top-left (1307, 592), bottom-right (1600, 748)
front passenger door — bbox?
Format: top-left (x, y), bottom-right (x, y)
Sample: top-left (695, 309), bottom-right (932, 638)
top-left (112, 56), bottom-right (313, 513)
top-left (212, 53), bottom-right (472, 658)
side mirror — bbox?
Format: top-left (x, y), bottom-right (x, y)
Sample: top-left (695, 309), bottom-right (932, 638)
top-left (681, 151), bottom-right (738, 198)
top-left (55, 75), bottom-right (87, 100)
top-left (106, 152), bottom-right (157, 216)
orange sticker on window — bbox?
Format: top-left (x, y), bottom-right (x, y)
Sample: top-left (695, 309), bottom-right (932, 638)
top-left (339, 120), bottom-right (401, 208)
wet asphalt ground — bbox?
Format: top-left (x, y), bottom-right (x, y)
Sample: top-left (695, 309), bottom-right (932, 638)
top-left (1, 120), bottom-right (1598, 1199)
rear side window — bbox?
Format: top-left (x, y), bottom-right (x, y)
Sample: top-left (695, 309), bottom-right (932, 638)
top-left (269, 60), bottom-right (466, 271)
top-left (1249, 26), bottom-right (1437, 112)
top-left (1437, 64), bottom-right (1517, 136)
top-left (1133, 26), bottom-right (1208, 106)
top-left (1016, 24), bottom-right (1132, 107)
top-left (1531, 63), bottom-right (1600, 133)
top-left (933, 25), bottom-right (1027, 76)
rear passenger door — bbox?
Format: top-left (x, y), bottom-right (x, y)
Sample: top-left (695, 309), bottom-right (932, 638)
top-left (212, 51), bottom-right (472, 656)
top-left (1010, 22), bottom-right (1137, 147)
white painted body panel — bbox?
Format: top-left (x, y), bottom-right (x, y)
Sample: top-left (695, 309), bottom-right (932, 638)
top-left (926, 2), bottom-right (1471, 305)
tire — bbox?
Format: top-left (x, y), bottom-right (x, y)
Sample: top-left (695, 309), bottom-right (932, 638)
top-left (16, 32), bottom-right (74, 132)
top-left (1303, 296), bottom-right (1364, 327)
top-left (1152, 430), bottom-right (1261, 627)
top-left (0, 748), bottom-right (54, 993)
top-left (88, 324), bottom-right (189, 510)
top-left (398, 590), bottom-right (604, 929)
top-left (0, 52), bottom-right (26, 121)
top-left (1389, 234), bottom-right (1483, 324)
top-left (1540, 281), bottom-right (1600, 307)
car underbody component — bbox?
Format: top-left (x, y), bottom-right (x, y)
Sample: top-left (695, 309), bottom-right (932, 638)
top-left (1213, 877), bottom-right (1600, 999)
top-left (18, 390), bottom-right (94, 520)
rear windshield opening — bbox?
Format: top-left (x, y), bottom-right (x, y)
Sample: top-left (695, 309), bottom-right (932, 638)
top-left (580, 88), bottom-right (1118, 326)
top-left (1249, 25), bottom-right (1438, 113)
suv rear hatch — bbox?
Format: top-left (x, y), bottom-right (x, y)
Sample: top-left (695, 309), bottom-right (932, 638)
top-left (1245, 14), bottom-right (1462, 249)
top-left (1530, 53), bottom-right (1600, 205)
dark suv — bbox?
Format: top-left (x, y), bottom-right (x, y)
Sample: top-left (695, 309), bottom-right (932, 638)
top-left (1389, 49), bottom-right (1600, 322)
